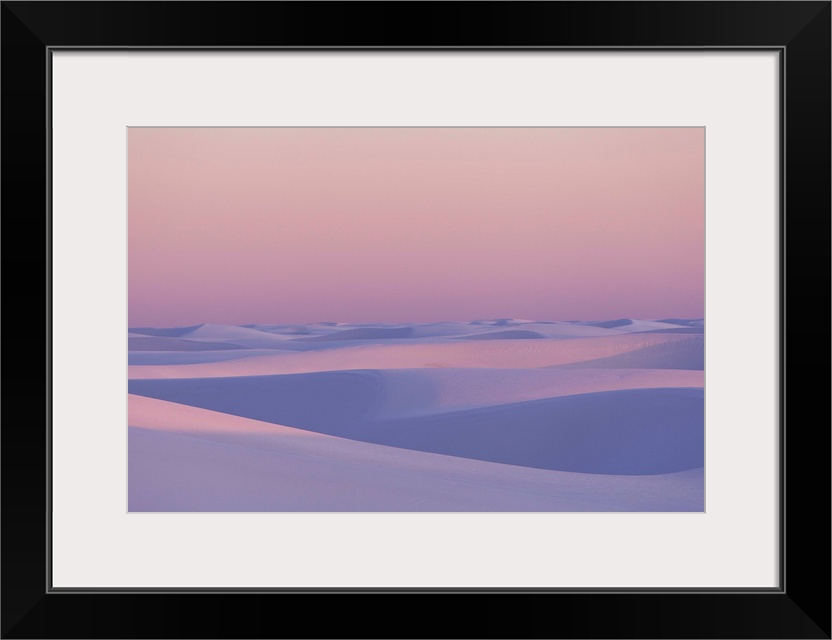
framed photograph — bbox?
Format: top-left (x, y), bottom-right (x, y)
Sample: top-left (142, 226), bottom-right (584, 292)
top-left (3, 2), bottom-right (829, 638)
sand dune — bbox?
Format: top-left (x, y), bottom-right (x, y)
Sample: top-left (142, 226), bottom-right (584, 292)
top-left (129, 325), bottom-right (202, 337)
top-left (129, 370), bottom-right (703, 475)
top-left (501, 323), bottom-right (632, 338)
top-left (637, 326), bottom-right (704, 335)
top-left (128, 332), bottom-right (699, 379)
top-left (129, 427), bottom-right (704, 512)
top-left (370, 368), bottom-right (703, 417)
top-left (361, 388), bottom-right (704, 475)
top-left (127, 336), bottom-right (242, 352)
top-left (129, 322), bottom-right (312, 347)
top-left (587, 318), bottom-right (636, 329)
top-left (656, 318), bottom-right (704, 327)
top-left (244, 324), bottom-right (315, 335)
top-left (583, 319), bottom-right (686, 333)
top-left (129, 348), bottom-right (290, 366)
top-left (177, 323), bottom-right (308, 349)
top-left (298, 326), bottom-right (415, 342)
top-left (406, 323), bottom-right (493, 338)
top-left (128, 395), bottom-right (703, 512)
top-left (129, 392), bottom-right (321, 439)
top-left (554, 336), bottom-right (704, 370)
top-left (457, 329), bottom-right (544, 340)
top-left (127, 319), bottom-right (705, 511)
top-left (131, 367), bottom-right (702, 421)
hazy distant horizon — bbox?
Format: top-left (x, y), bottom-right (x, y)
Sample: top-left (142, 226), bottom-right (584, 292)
top-left (129, 127), bottom-right (704, 326)
top-left (128, 316), bottom-right (705, 330)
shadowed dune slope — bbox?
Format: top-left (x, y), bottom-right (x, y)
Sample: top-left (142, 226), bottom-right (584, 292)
top-left (129, 325), bottom-right (202, 337)
top-left (456, 330), bottom-right (544, 340)
top-left (635, 327), bottom-right (704, 335)
top-left (128, 336), bottom-right (242, 352)
top-left (552, 336), bottom-right (704, 370)
top-left (129, 372), bottom-right (703, 475)
top-left (129, 426), bottom-right (704, 512)
top-left (128, 393), bottom-right (705, 511)
top-left (656, 318), bottom-right (704, 327)
top-left (129, 367), bottom-right (703, 420)
top-left (588, 319), bottom-right (633, 329)
top-left (370, 367), bottom-right (703, 417)
top-left (298, 327), bottom-right (415, 341)
top-left (367, 388), bottom-right (703, 474)
top-left (129, 349), bottom-right (291, 366)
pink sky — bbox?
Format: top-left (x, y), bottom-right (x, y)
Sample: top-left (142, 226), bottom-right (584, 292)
top-left (128, 127), bottom-right (703, 326)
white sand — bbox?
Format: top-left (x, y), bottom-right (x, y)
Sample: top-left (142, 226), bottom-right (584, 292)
top-left (129, 395), bottom-right (703, 512)
top-left (129, 331), bottom-right (700, 380)
top-left (127, 319), bottom-right (705, 511)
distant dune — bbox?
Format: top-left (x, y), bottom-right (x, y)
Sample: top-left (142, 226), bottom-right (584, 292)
top-left (583, 319), bottom-right (689, 333)
top-left (128, 348), bottom-right (287, 366)
top-left (656, 318), bottom-right (704, 327)
top-left (457, 329), bottom-right (544, 340)
top-left (636, 326), bottom-right (705, 335)
top-left (127, 336), bottom-right (241, 352)
top-left (298, 327), bottom-right (415, 342)
top-left (243, 324), bottom-right (312, 335)
top-left (588, 318), bottom-right (634, 329)
top-left (129, 325), bottom-right (202, 338)
top-left (129, 331), bottom-right (699, 379)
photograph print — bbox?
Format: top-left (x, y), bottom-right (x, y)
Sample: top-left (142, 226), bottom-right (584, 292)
top-left (127, 127), bottom-right (704, 512)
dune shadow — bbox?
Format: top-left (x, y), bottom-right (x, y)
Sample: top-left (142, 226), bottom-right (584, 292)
top-left (129, 373), bottom-right (703, 476)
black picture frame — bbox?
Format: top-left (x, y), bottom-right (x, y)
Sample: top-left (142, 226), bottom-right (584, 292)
top-left (2, 2), bottom-right (829, 638)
